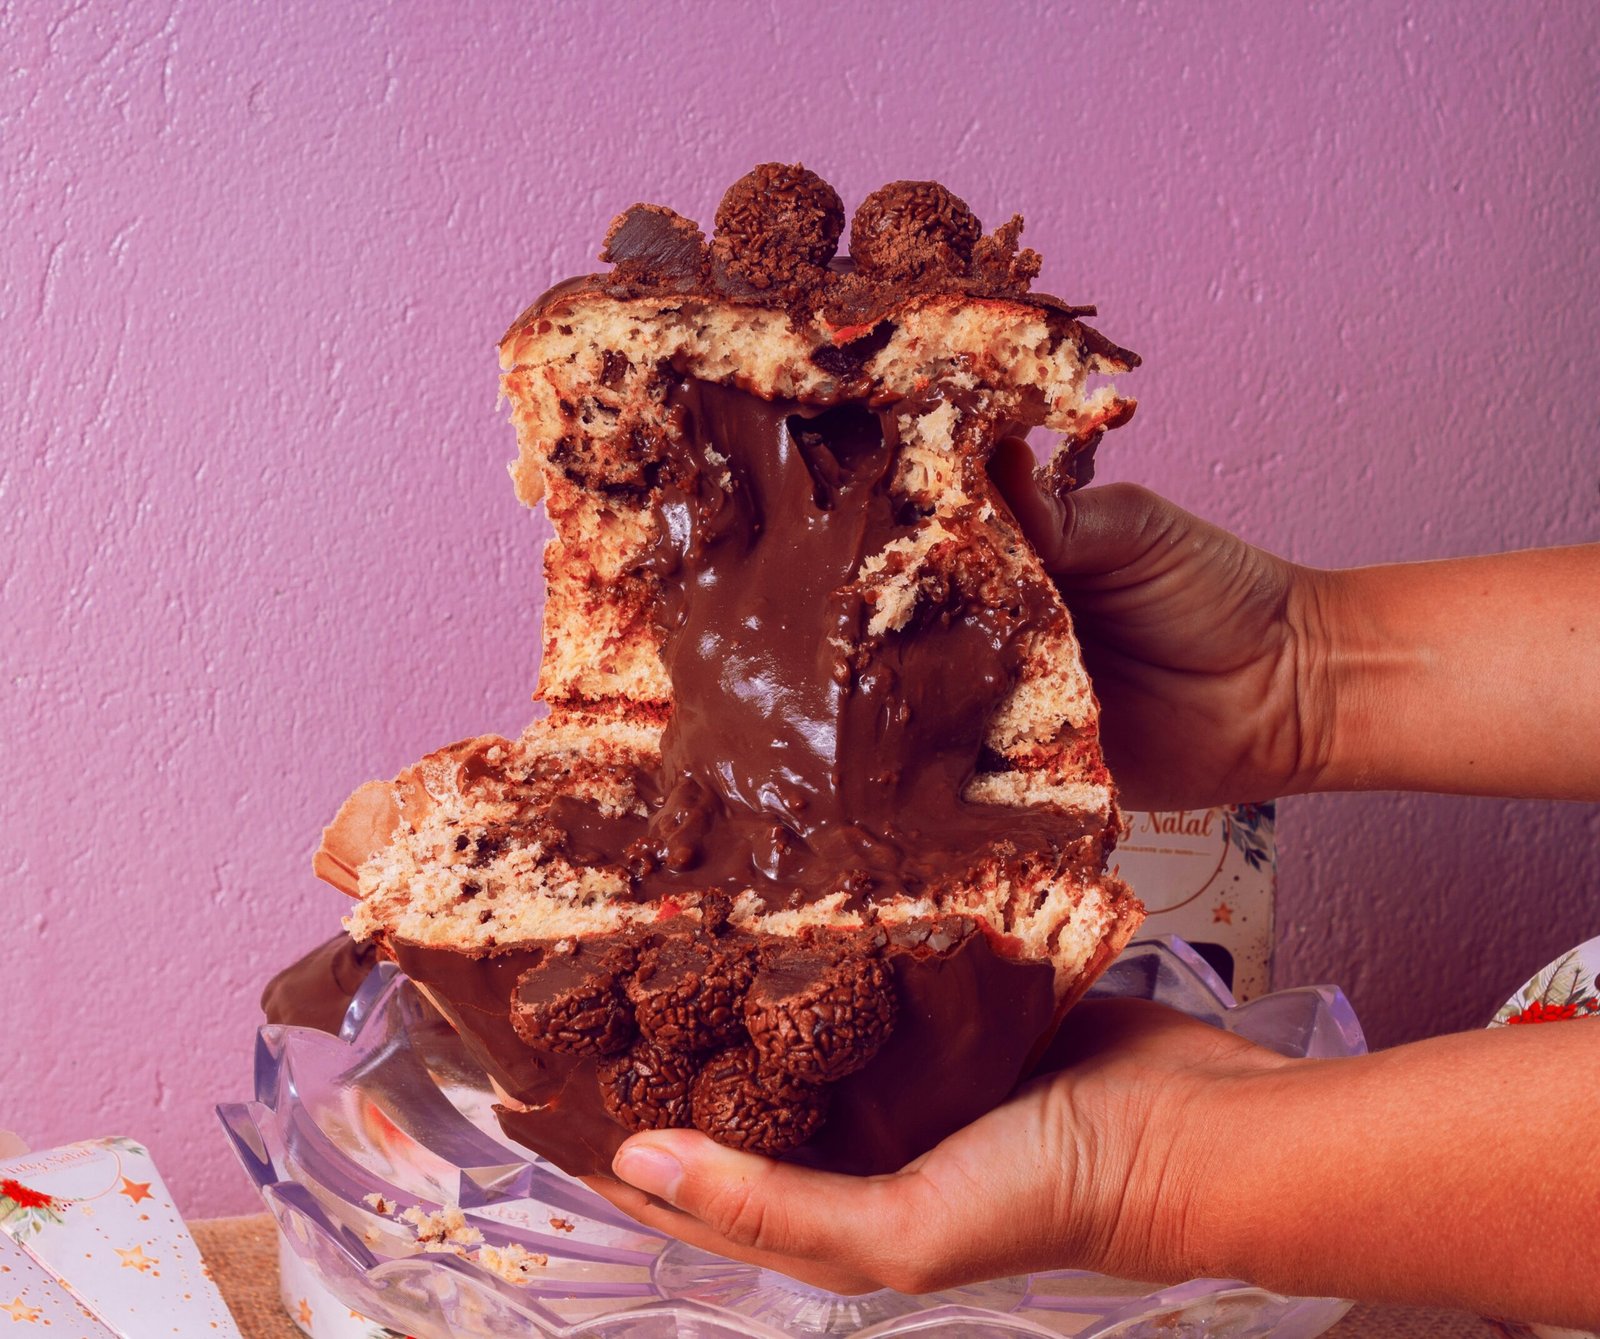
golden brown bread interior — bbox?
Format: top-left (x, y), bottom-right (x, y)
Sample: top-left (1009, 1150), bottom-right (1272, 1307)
top-left (318, 167), bottom-right (1144, 1176)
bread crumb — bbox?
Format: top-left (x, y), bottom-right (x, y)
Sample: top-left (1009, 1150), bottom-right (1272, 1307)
top-left (374, 1199), bottom-right (548, 1282)
top-left (399, 1204), bottom-right (483, 1248)
top-left (363, 1193), bottom-right (392, 1215)
top-left (548, 1215), bottom-right (576, 1233)
top-left (477, 1243), bottom-right (549, 1282)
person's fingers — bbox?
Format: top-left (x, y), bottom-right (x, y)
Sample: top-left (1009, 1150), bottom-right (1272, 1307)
top-left (988, 442), bottom-right (1189, 583)
top-left (608, 1129), bottom-right (944, 1294)
top-left (611, 1129), bottom-right (899, 1260)
top-left (584, 1171), bottom-right (884, 1294)
top-left (1046, 483), bottom-right (1192, 579)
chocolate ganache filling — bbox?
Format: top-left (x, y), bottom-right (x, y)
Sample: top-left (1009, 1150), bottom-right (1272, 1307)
top-left (548, 376), bottom-right (1088, 908)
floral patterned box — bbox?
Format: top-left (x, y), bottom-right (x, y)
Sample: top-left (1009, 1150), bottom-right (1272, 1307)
top-left (1115, 803), bottom-right (1276, 1000)
top-left (0, 1136), bottom-right (242, 1337)
top-left (1490, 934), bottom-right (1600, 1029)
top-left (1483, 933), bottom-right (1600, 1339)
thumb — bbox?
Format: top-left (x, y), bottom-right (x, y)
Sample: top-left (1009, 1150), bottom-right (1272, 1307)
top-left (612, 1129), bottom-right (919, 1268)
top-left (988, 439), bottom-right (1176, 582)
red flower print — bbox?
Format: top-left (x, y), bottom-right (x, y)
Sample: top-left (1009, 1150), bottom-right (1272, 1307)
top-left (1505, 997), bottom-right (1600, 1025)
top-left (0, 1177), bottom-right (55, 1210)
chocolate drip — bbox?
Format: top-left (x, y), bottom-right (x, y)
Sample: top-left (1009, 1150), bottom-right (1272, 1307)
top-left (547, 379), bottom-right (1089, 908)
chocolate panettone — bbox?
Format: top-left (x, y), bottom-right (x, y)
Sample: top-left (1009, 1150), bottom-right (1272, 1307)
top-left (315, 165), bottom-right (1145, 1178)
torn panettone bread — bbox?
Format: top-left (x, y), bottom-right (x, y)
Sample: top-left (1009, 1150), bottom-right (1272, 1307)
top-left (316, 165), bottom-right (1144, 1177)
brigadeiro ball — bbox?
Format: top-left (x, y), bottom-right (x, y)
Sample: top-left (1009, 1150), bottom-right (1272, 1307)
top-left (849, 180), bottom-right (982, 280)
top-left (625, 937), bottom-right (754, 1054)
top-left (510, 947), bottom-right (635, 1056)
top-left (597, 1040), bottom-right (697, 1132)
top-left (690, 1047), bottom-right (828, 1155)
top-left (744, 952), bottom-right (896, 1083)
top-left (711, 163), bottom-right (845, 290)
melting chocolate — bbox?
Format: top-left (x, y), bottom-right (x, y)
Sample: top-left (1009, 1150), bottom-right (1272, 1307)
top-left (392, 370), bottom-right (1102, 1167)
top-left (547, 378), bottom-right (1092, 908)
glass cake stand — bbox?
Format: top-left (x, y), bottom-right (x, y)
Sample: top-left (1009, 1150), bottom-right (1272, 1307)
top-left (218, 937), bottom-right (1365, 1339)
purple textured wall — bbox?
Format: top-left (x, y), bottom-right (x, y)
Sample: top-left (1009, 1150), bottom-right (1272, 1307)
top-left (4, 1), bottom-right (1597, 1216)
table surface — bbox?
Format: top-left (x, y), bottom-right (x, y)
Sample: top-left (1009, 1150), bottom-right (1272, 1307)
top-left (193, 1214), bottom-right (1499, 1339)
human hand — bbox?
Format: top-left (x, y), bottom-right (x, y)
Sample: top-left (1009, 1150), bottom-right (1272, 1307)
top-left (587, 999), bottom-right (1279, 1295)
top-left (988, 441), bottom-right (1333, 811)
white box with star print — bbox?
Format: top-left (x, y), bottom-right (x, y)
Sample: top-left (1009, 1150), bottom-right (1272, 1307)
top-left (1114, 803), bottom-right (1276, 1000)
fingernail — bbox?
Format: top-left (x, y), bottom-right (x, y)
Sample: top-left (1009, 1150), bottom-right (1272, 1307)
top-left (613, 1143), bottom-right (684, 1202)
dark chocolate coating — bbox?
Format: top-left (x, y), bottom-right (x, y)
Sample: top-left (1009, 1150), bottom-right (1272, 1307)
top-left (600, 204), bottom-right (707, 289)
top-left (393, 920), bottom-right (1057, 1179)
top-left (260, 934), bottom-right (378, 1033)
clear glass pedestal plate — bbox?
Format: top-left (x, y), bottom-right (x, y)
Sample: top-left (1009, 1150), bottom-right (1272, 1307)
top-left (218, 937), bottom-right (1365, 1339)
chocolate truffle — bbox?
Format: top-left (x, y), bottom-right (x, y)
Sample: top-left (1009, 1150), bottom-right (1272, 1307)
top-left (689, 1046), bottom-right (828, 1155)
top-left (510, 944), bottom-right (636, 1056)
top-left (849, 179), bottom-right (982, 280)
top-left (598, 1040), bottom-right (697, 1133)
top-left (744, 950), bottom-right (896, 1083)
top-left (710, 162), bottom-right (844, 292)
top-left (626, 937), bottom-right (754, 1055)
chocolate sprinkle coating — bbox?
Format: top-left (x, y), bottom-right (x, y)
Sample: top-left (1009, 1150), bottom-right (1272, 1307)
top-left (690, 1046), bottom-right (828, 1155)
top-left (745, 953), bottom-right (897, 1083)
top-left (711, 163), bottom-right (844, 292)
top-left (849, 180), bottom-right (982, 281)
top-left (967, 214), bottom-right (1043, 295)
top-left (625, 937), bottom-right (754, 1054)
top-left (510, 947), bottom-right (636, 1056)
top-left (597, 1040), bottom-right (697, 1132)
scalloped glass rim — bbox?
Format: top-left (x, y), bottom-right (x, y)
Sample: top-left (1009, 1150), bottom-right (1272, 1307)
top-left (218, 936), bottom-right (1365, 1338)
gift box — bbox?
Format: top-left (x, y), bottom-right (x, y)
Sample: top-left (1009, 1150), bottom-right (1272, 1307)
top-left (1119, 802), bottom-right (1277, 999)
top-left (0, 1136), bottom-right (242, 1338)
top-left (0, 1229), bottom-right (112, 1336)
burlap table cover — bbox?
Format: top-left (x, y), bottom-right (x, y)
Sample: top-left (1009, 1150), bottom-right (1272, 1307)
top-left (192, 1214), bottom-right (1496, 1338)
